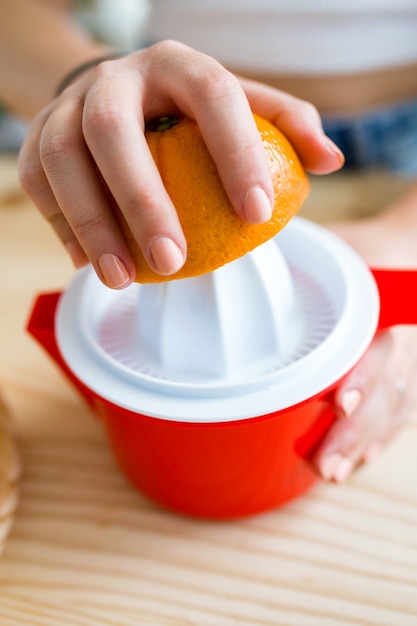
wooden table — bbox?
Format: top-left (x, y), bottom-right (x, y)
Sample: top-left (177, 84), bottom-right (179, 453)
top-left (1, 155), bottom-right (416, 625)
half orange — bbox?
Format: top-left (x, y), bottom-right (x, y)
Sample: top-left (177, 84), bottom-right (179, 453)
top-left (117, 113), bottom-right (310, 283)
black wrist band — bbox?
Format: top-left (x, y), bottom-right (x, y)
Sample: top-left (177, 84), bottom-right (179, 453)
top-left (55, 52), bottom-right (125, 97)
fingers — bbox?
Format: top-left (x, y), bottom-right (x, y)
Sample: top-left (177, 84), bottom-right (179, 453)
top-left (240, 77), bottom-right (345, 174)
top-left (81, 59), bottom-right (187, 277)
top-left (271, 99), bottom-right (344, 174)
top-left (195, 91), bottom-right (274, 224)
top-left (43, 98), bottom-right (138, 288)
top-left (18, 40), bottom-right (344, 288)
top-left (20, 99), bottom-right (137, 288)
top-left (138, 41), bottom-right (275, 224)
top-left (180, 63), bottom-right (274, 223)
top-left (18, 108), bottom-right (89, 269)
top-left (316, 377), bottom-right (411, 482)
top-left (19, 43), bottom-right (277, 286)
top-left (315, 327), bottom-right (417, 482)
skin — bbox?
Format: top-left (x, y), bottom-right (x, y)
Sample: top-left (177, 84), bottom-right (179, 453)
top-left (17, 46), bottom-right (343, 283)
top-left (2, 0), bottom-right (417, 483)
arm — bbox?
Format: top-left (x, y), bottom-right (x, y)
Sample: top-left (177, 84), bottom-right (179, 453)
top-left (327, 181), bottom-right (417, 267)
top-left (314, 182), bottom-right (417, 481)
top-left (2, 2), bottom-right (344, 284)
top-left (0, 0), bottom-right (110, 118)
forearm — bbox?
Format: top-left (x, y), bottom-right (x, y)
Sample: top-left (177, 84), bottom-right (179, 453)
top-left (327, 180), bottom-right (417, 268)
top-left (0, 0), bottom-right (111, 118)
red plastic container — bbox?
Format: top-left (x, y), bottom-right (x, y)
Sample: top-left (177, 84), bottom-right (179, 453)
top-left (27, 218), bottom-right (417, 518)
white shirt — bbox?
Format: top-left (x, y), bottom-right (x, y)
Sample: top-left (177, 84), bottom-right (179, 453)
top-left (147, 0), bottom-right (417, 74)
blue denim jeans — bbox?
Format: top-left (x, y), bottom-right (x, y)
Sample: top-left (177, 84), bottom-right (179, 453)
top-left (322, 98), bottom-right (417, 177)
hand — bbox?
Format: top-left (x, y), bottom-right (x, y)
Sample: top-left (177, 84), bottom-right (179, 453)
top-left (314, 200), bottom-right (417, 481)
top-left (315, 324), bottom-right (417, 482)
top-left (18, 40), bottom-right (343, 288)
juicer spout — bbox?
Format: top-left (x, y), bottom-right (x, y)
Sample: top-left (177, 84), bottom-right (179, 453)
top-left (136, 238), bottom-right (303, 383)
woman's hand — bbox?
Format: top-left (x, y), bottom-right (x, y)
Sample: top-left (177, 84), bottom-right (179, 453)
top-left (18, 40), bottom-right (343, 288)
top-left (314, 191), bottom-right (417, 481)
top-left (316, 324), bottom-right (417, 482)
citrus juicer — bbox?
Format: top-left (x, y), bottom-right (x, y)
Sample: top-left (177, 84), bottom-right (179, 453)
top-left (27, 216), bottom-right (417, 518)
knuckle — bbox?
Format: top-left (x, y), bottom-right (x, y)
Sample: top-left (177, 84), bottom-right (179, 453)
top-left (72, 212), bottom-right (107, 239)
top-left (122, 188), bottom-right (155, 221)
top-left (188, 66), bottom-right (239, 103)
top-left (70, 214), bottom-right (105, 243)
top-left (296, 99), bottom-right (322, 123)
top-left (223, 136), bottom-right (256, 164)
top-left (17, 154), bottom-right (41, 195)
top-left (147, 39), bottom-right (240, 104)
top-left (47, 210), bottom-right (69, 234)
top-left (82, 98), bottom-right (127, 140)
top-left (39, 129), bottom-right (74, 171)
top-left (148, 38), bottom-right (190, 61)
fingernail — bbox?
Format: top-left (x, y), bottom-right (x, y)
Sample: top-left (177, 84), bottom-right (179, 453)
top-left (242, 186), bottom-right (273, 224)
top-left (66, 241), bottom-right (88, 269)
top-left (334, 457), bottom-right (354, 483)
top-left (363, 442), bottom-right (382, 463)
top-left (319, 452), bottom-right (343, 481)
top-left (320, 453), bottom-right (354, 482)
top-left (149, 237), bottom-right (184, 275)
top-left (340, 389), bottom-right (362, 417)
top-left (324, 137), bottom-right (345, 165)
top-left (98, 253), bottom-right (131, 289)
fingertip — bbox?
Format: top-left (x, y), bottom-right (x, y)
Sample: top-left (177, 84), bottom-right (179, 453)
top-left (333, 456), bottom-right (354, 483)
top-left (305, 136), bottom-right (345, 174)
top-left (98, 253), bottom-right (132, 289)
top-left (317, 452), bottom-right (343, 481)
top-left (242, 185), bottom-right (273, 224)
top-left (323, 137), bottom-right (345, 169)
top-left (317, 452), bottom-right (354, 483)
top-left (149, 236), bottom-right (186, 275)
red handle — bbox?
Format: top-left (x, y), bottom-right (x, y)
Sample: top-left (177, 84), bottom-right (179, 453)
top-left (371, 268), bottom-right (417, 330)
top-left (27, 292), bottom-right (63, 362)
top-left (26, 292), bottom-right (96, 408)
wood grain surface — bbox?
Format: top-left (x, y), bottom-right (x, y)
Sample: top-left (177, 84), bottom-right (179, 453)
top-left (0, 156), bottom-right (416, 625)
top-left (0, 397), bottom-right (21, 558)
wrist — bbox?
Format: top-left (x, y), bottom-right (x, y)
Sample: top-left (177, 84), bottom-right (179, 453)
top-left (55, 52), bottom-right (125, 96)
